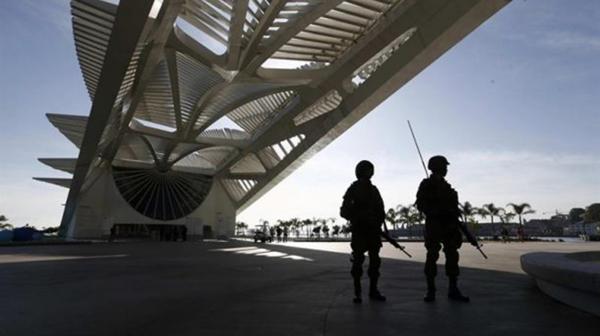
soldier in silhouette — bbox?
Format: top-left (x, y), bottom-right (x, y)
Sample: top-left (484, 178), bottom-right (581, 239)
top-left (341, 160), bottom-right (387, 303)
top-left (416, 156), bottom-right (472, 303)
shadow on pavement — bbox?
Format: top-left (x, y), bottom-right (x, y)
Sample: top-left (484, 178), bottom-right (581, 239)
top-left (0, 242), bottom-right (597, 336)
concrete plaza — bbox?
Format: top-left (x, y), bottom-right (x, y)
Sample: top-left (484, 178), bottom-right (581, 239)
top-left (1, 241), bottom-right (598, 335)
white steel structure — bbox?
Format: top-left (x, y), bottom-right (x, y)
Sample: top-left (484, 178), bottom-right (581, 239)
top-left (36, 0), bottom-right (510, 238)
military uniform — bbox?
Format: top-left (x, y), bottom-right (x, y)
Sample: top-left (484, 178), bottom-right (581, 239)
top-left (416, 155), bottom-right (470, 302)
top-left (416, 175), bottom-right (462, 279)
top-left (341, 160), bottom-right (386, 303)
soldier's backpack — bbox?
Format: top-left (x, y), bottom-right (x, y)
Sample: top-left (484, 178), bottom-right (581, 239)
top-left (340, 197), bottom-right (353, 221)
top-left (340, 184), bottom-right (357, 221)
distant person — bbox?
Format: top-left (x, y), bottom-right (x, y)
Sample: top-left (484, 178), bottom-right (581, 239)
top-left (283, 226), bottom-right (288, 242)
top-left (340, 160), bottom-right (387, 303)
top-left (269, 227), bottom-right (276, 241)
top-left (416, 156), bottom-right (475, 303)
top-left (276, 226), bottom-right (283, 242)
top-left (501, 227), bottom-right (509, 243)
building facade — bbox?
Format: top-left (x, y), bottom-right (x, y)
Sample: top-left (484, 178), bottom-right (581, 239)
top-left (35, 0), bottom-right (510, 238)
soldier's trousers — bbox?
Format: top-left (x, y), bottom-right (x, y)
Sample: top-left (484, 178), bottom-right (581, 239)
top-left (350, 237), bottom-right (381, 281)
top-left (424, 230), bottom-right (462, 278)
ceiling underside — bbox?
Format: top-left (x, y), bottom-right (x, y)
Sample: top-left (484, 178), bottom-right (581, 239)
top-left (37, 0), bottom-right (510, 218)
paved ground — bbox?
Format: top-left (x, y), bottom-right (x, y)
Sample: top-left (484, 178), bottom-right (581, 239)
top-left (1, 241), bottom-right (598, 336)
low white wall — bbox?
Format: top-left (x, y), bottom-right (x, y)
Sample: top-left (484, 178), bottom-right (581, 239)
top-left (521, 251), bottom-right (600, 316)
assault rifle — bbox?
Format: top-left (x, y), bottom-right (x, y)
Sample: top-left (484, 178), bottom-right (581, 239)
top-left (407, 120), bottom-right (488, 260)
top-left (458, 221), bottom-right (488, 259)
top-left (381, 231), bottom-right (412, 258)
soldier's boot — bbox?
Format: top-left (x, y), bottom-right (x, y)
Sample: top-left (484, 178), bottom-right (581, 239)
top-left (448, 276), bottom-right (470, 302)
top-left (353, 278), bottom-right (362, 304)
top-left (368, 277), bottom-right (386, 302)
top-left (424, 276), bottom-right (436, 302)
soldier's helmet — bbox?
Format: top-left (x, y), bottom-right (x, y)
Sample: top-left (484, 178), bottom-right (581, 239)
top-left (427, 155), bottom-right (450, 171)
top-left (355, 160), bottom-right (374, 179)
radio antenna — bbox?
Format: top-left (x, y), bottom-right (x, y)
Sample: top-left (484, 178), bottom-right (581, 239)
top-left (407, 120), bottom-right (429, 178)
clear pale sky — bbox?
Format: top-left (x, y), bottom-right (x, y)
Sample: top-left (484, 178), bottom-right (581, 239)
top-left (1, 0), bottom-right (599, 228)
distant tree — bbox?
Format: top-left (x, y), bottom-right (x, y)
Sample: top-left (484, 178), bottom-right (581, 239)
top-left (466, 217), bottom-right (480, 236)
top-left (395, 205), bottom-right (408, 229)
top-left (476, 207), bottom-right (487, 220)
top-left (584, 203), bottom-right (600, 223)
top-left (302, 219), bottom-right (312, 237)
top-left (397, 205), bottom-right (420, 237)
top-left (341, 224), bottom-right (351, 238)
top-left (480, 203), bottom-right (502, 234)
top-left (42, 226), bottom-right (60, 234)
top-left (295, 219), bottom-right (304, 237)
top-left (579, 203), bottom-right (600, 236)
top-left (320, 218), bottom-right (329, 236)
top-left (0, 215), bottom-right (12, 229)
top-left (289, 218), bottom-right (301, 238)
top-left (568, 208), bottom-right (586, 223)
top-left (322, 223), bottom-right (330, 238)
top-left (385, 208), bottom-right (398, 230)
top-left (332, 225), bottom-right (341, 237)
top-left (312, 225), bottom-right (321, 239)
top-left (481, 203), bottom-right (502, 222)
top-left (459, 201), bottom-right (477, 223)
top-left (499, 209), bottom-right (516, 225)
top-left (235, 221), bottom-right (248, 235)
top-left (507, 203), bottom-right (535, 227)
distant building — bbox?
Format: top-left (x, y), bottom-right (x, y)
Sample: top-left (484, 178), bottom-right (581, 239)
top-left (392, 224), bottom-right (425, 238)
top-left (524, 215), bottom-right (569, 236)
top-left (564, 222), bottom-right (600, 236)
top-left (481, 223), bottom-right (520, 236)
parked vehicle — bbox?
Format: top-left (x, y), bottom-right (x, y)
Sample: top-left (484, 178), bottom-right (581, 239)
top-left (253, 231), bottom-right (272, 243)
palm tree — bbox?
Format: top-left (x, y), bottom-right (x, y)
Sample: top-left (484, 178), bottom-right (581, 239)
top-left (312, 225), bottom-right (321, 239)
top-left (341, 224), bottom-right (350, 238)
top-left (385, 208), bottom-right (398, 230)
top-left (397, 205), bottom-right (419, 238)
top-left (507, 203), bottom-right (535, 227)
top-left (235, 221), bottom-right (248, 236)
top-left (459, 201), bottom-right (476, 223)
top-left (322, 223), bottom-right (330, 238)
top-left (499, 209), bottom-right (516, 224)
top-left (496, 209), bottom-right (515, 241)
top-left (290, 218), bottom-right (300, 238)
top-left (303, 219), bottom-right (312, 238)
top-left (0, 215), bottom-right (12, 229)
top-left (480, 203), bottom-right (502, 236)
top-left (396, 205), bottom-right (407, 229)
top-left (320, 218), bottom-right (329, 237)
top-left (332, 225), bottom-right (341, 238)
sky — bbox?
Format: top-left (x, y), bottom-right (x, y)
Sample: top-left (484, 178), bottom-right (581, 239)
top-left (1, 0), bottom-right (599, 228)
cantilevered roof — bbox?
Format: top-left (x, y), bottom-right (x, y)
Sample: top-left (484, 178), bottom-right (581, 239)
top-left (36, 0), bottom-right (511, 229)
